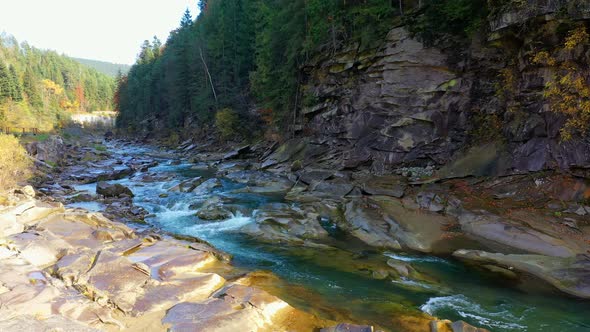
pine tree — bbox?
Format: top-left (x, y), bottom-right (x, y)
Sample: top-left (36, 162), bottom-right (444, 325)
top-left (9, 65), bottom-right (23, 101)
top-left (138, 40), bottom-right (155, 64)
top-left (0, 62), bottom-right (11, 101)
top-left (152, 36), bottom-right (162, 58)
top-left (23, 67), bottom-right (42, 107)
top-left (180, 8), bottom-right (193, 28)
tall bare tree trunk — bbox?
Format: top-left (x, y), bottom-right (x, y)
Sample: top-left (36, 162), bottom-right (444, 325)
top-left (199, 47), bottom-right (218, 104)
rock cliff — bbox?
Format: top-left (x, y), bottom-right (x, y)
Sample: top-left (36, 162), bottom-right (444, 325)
top-left (299, 0), bottom-right (590, 175)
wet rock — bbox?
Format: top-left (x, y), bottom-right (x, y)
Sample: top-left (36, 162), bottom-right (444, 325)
top-left (341, 197), bottom-right (456, 253)
top-left (454, 250), bottom-right (590, 299)
top-left (69, 193), bottom-right (94, 203)
top-left (196, 197), bottom-right (233, 221)
top-left (223, 145), bottom-right (251, 160)
top-left (169, 177), bottom-right (205, 192)
top-left (225, 170), bottom-right (293, 194)
top-left (96, 182), bottom-right (134, 198)
top-left (360, 175), bottom-right (407, 198)
top-left (102, 166), bottom-right (134, 181)
top-left (240, 203), bottom-right (328, 243)
top-left (321, 323), bottom-right (374, 332)
top-left (192, 178), bottom-right (222, 195)
top-left (341, 198), bottom-right (402, 250)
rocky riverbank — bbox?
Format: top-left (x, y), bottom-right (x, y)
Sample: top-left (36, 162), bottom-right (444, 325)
top-left (0, 133), bottom-right (500, 331)
top-left (10, 130), bottom-right (590, 330)
top-left (173, 136), bottom-right (590, 301)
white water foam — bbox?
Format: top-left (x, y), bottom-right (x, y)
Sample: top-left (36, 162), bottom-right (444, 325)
top-left (420, 294), bottom-right (528, 330)
top-left (186, 213), bottom-right (253, 236)
top-left (384, 252), bottom-right (450, 264)
top-left (392, 277), bottom-right (434, 290)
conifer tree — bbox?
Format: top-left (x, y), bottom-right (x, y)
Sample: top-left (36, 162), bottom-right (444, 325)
top-left (0, 62), bottom-right (11, 101)
top-left (9, 65), bottom-right (23, 101)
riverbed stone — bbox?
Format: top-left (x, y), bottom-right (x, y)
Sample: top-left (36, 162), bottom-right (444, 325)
top-left (192, 178), bottom-right (222, 195)
top-left (341, 196), bottom-right (458, 253)
top-left (240, 203), bottom-right (329, 244)
top-left (96, 182), bottom-right (134, 198)
top-left (196, 197), bottom-right (233, 221)
top-left (454, 250), bottom-right (590, 299)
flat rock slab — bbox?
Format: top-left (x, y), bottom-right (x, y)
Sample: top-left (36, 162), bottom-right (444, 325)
top-left (0, 315), bottom-right (100, 332)
top-left (163, 285), bottom-right (298, 332)
top-left (454, 250), bottom-right (590, 299)
top-left (457, 211), bottom-right (580, 257)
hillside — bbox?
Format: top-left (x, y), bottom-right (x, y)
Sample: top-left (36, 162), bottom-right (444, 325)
top-left (72, 57), bottom-right (131, 77)
top-left (0, 34), bottom-right (114, 131)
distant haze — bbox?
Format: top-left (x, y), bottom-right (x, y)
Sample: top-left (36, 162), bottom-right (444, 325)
top-left (0, 0), bottom-right (198, 64)
top-left (72, 58), bottom-right (131, 77)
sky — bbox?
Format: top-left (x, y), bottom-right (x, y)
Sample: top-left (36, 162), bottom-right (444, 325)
top-left (0, 0), bottom-right (198, 65)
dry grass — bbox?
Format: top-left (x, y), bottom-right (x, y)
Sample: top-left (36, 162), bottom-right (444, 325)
top-left (0, 134), bottom-right (32, 191)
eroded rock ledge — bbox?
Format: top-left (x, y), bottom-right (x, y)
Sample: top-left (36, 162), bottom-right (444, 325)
top-left (0, 187), bottom-right (333, 331)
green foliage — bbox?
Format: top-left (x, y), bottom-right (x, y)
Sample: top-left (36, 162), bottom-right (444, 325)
top-left (0, 34), bottom-right (115, 131)
top-left (215, 108), bottom-right (240, 140)
top-left (0, 133), bottom-right (32, 191)
top-left (405, 0), bottom-right (488, 45)
top-left (117, 0), bottom-right (399, 138)
top-left (72, 58), bottom-right (131, 77)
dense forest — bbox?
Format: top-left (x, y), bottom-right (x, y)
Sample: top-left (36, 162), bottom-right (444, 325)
top-left (115, 0), bottom-right (486, 140)
top-left (0, 34), bottom-right (115, 131)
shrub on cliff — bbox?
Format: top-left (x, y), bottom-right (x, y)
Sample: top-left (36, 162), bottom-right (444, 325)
top-left (532, 24), bottom-right (590, 140)
top-left (215, 108), bottom-right (240, 141)
top-left (0, 134), bottom-right (32, 191)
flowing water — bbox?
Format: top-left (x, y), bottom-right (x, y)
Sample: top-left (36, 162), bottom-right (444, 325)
top-left (70, 142), bottom-right (590, 332)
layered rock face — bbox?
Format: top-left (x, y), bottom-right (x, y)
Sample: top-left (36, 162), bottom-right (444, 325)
top-left (300, 1), bottom-right (590, 175)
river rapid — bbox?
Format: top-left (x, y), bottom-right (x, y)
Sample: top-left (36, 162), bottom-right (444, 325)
top-left (68, 140), bottom-right (590, 332)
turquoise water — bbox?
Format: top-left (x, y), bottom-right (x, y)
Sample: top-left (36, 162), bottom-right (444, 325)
top-left (69, 143), bottom-right (590, 332)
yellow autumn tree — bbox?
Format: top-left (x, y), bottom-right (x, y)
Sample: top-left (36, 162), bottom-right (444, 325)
top-left (534, 25), bottom-right (590, 140)
top-left (0, 134), bottom-right (32, 191)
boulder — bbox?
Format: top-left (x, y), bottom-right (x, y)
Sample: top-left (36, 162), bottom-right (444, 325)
top-left (240, 203), bottom-right (328, 243)
top-left (341, 196), bottom-right (457, 253)
top-left (223, 145), bottom-right (251, 160)
top-left (26, 135), bottom-right (65, 165)
top-left (196, 197), bottom-right (233, 221)
top-left (192, 178), bottom-right (222, 195)
top-left (96, 182), bottom-right (134, 198)
top-left (15, 185), bottom-right (36, 198)
top-left (169, 177), bottom-right (205, 192)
